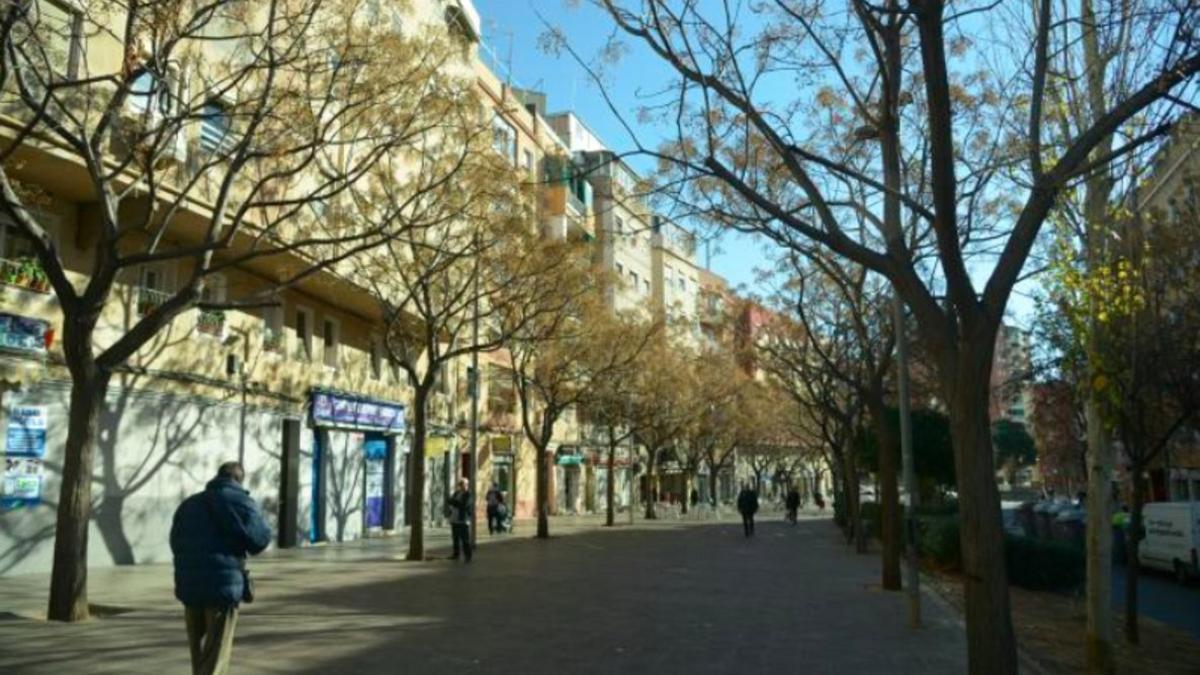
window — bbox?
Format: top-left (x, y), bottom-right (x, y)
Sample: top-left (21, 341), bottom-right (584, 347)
top-left (294, 307), bottom-right (313, 361)
top-left (0, 219), bottom-right (38, 261)
top-left (643, 279), bottom-right (650, 295)
top-left (128, 67), bottom-right (185, 123)
top-left (263, 304), bottom-right (284, 353)
top-left (14, 1), bottom-right (82, 82)
top-left (200, 101), bottom-right (232, 154)
top-left (196, 275), bottom-right (227, 338)
top-left (523, 149), bottom-right (535, 175)
top-left (323, 318), bottom-right (339, 369)
top-left (491, 114), bottom-right (516, 164)
top-left (436, 361), bottom-right (450, 395)
top-left (369, 337), bottom-right (382, 380)
top-left (678, 277), bottom-right (686, 292)
top-left (631, 271), bottom-right (639, 287)
top-left (615, 262), bottom-right (624, 275)
top-left (136, 264), bottom-right (173, 316)
top-left (614, 216), bottom-right (624, 236)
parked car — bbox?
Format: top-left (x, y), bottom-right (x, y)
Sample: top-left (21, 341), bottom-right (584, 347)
top-left (1139, 501), bottom-right (1200, 584)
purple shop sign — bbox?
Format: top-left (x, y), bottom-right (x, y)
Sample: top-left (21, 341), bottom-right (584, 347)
top-left (311, 392), bottom-right (405, 432)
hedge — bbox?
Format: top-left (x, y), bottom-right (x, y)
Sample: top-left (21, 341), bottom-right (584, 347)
top-left (912, 515), bottom-right (1084, 591)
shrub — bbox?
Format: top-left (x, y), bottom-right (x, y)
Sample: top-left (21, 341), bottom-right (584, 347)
top-left (916, 515), bottom-right (961, 569)
top-left (915, 500), bottom-right (959, 517)
top-left (913, 516), bottom-right (1085, 592)
top-left (1004, 535), bottom-right (1084, 592)
top-left (860, 501), bottom-right (881, 539)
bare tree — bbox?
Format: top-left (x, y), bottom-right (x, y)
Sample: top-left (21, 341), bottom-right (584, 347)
top-left (511, 296), bottom-right (654, 538)
top-left (580, 313), bottom-right (661, 526)
top-left (0, 0), bottom-right (478, 621)
top-left (583, 2), bottom-right (1200, 669)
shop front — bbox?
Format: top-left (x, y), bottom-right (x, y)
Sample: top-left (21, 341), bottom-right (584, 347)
top-left (308, 389), bottom-right (405, 544)
top-left (555, 445), bottom-right (584, 514)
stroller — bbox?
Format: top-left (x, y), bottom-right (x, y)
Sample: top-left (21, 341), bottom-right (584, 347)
top-left (494, 501), bottom-right (511, 533)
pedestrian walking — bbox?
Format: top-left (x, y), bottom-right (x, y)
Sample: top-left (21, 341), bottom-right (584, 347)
top-left (785, 486), bottom-right (801, 524)
top-left (446, 477), bottom-right (473, 562)
top-left (736, 483), bottom-right (759, 537)
top-left (170, 461), bottom-right (272, 675)
top-left (485, 482), bottom-right (503, 535)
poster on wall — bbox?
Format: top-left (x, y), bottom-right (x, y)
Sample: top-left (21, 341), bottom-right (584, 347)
top-left (2, 456), bottom-right (43, 508)
top-left (364, 438), bottom-right (387, 529)
top-left (5, 405), bottom-right (47, 457)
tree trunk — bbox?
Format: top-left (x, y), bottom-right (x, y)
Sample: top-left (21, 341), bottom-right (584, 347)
top-left (47, 366), bottom-right (110, 622)
top-left (945, 358), bottom-right (1017, 675)
top-left (869, 398), bottom-right (902, 590)
top-left (605, 435), bottom-right (616, 527)
top-left (1084, 396), bottom-right (1115, 672)
top-left (534, 412), bottom-right (555, 539)
top-left (405, 387), bottom-right (429, 561)
top-left (708, 465), bottom-right (719, 508)
top-left (1124, 470), bottom-right (1146, 645)
top-left (844, 445), bottom-right (867, 553)
top-left (643, 453), bottom-right (658, 519)
top-left (680, 471), bottom-right (691, 515)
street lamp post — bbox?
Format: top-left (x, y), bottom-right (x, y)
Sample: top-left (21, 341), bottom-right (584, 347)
top-left (893, 293), bottom-right (921, 627)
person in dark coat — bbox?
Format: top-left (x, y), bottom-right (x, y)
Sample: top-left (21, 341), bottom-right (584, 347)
top-left (171, 461), bottom-right (272, 675)
top-left (485, 482), bottom-right (503, 535)
top-left (446, 477), bottom-right (473, 562)
top-left (785, 486), bottom-right (801, 524)
top-left (736, 483), bottom-right (760, 537)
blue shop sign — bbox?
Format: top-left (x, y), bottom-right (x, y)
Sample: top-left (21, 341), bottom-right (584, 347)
top-left (310, 391), bottom-right (405, 433)
top-left (0, 314), bottom-right (47, 354)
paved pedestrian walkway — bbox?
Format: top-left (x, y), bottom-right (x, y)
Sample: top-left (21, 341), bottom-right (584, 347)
top-left (0, 515), bottom-right (966, 674)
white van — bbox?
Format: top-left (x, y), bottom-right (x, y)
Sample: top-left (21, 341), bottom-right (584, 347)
top-left (1139, 501), bottom-right (1200, 584)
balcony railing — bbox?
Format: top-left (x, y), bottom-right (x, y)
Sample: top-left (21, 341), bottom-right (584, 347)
top-left (0, 257), bottom-right (50, 293)
top-left (136, 287), bottom-right (172, 316)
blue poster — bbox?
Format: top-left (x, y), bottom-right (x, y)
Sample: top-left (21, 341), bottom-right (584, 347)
top-left (364, 456), bottom-right (386, 529)
top-left (6, 406), bottom-right (47, 457)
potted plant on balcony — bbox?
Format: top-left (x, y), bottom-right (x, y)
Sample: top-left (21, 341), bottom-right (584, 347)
top-left (197, 309), bottom-right (225, 336)
top-left (27, 264), bottom-right (49, 292)
top-left (15, 258), bottom-right (37, 287)
top-left (1, 260), bottom-right (19, 286)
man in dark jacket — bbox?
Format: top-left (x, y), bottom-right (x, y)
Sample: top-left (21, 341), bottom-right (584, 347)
top-left (737, 483), bottom-right (759, 537)
top-left (171, 462), bottom-right (272, 675)
top-left (785, 486), bottom-right (801, 524)
top-left (446, 477), bottom-right (473, 562)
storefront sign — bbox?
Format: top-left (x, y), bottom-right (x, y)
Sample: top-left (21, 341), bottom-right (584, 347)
top-left (0, 314), bottom-right (48, 354)
top-left (311, 391), bottom-right (405, 432)
top-left (5, 405), bottom-right (46, 457)
top-left (2, 456), bottom-right (43, 508)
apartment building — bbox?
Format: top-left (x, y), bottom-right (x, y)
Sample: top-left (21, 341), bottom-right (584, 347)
top-left (989, 323), bottom-right (1033, 427)
top-left (652, 216), bottom-right (704, 348)
top-left (0, 0), bottom-right (593, 575)
top-left (1129, 117), bottom-right (1200, 502)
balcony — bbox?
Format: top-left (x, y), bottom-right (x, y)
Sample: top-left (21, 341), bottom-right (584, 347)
top-left (136, 287), bottom-right (171, 316)
top-left (0, 258), bottom-right (50, 293)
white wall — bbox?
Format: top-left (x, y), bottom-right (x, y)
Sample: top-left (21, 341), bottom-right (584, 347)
top-left (0, 378), bottom-right (293, 577)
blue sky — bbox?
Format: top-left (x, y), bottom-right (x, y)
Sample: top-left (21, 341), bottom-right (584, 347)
top-left (473, 0), bottom-right (773, 296)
